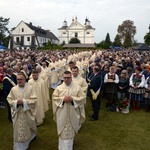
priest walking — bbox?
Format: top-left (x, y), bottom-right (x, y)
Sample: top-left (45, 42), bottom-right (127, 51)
top-left (7, 73), bottom-right (37, 150)
top-left (52, 71), bottom-right (86, 150)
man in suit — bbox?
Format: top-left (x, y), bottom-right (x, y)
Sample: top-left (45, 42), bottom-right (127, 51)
top-left (3, 68), bottom-right (16, 122)
top-left (88, 66), bottom-right (102, 121)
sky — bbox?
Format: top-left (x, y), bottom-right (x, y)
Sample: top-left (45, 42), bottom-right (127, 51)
top-left (0, 0), bottom-right (150, 43)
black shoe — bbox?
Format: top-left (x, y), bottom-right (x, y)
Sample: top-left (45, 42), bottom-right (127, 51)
top-left (89, 117), bottom-right (98, 121)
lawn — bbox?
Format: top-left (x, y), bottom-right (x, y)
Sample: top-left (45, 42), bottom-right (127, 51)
top-left (0, 91), bottom-right (150, 150)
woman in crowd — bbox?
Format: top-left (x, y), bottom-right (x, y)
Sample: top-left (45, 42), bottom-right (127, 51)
top-left (104, 66), bottom-right (119, 111)
top-left (117, 69), bottom-right (129, 102)
top-left (129, 67), bottom-right (145, 111)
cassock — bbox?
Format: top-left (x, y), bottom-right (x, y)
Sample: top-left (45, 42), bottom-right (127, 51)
top-left (52, 81), bottom-right (86, 150)
top-left (7, 83), bottom-right (37, 150)
top-left (28, 78), bottom-right (48, 125)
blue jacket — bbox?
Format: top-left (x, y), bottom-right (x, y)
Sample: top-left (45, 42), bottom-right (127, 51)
top-left (3, 75), bottom-right (15, 99)
top-left (88, 72), bottom-right (102, 92)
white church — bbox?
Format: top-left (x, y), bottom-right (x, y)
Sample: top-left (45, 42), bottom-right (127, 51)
top-left (58, 17), bottom-right (95, 45)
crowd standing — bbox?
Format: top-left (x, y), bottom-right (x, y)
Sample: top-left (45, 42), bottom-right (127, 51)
top-left (0, 48), bottom-right (150, 150)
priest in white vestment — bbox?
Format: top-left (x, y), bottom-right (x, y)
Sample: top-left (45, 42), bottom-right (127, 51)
top-left (36, 66), bottom-right (50, 112)
top-left (52, 71), bottom-right (86, 150)
top-left (48, 57), bottom-right (60, 89)
top-left (72, 66), bottom-right (88, 130)
top-left (7, 73), bottom-right (37, 150)
top-left (28, 70), bottom-right (48, 126)
top-left (72, 66), bottom-right (88, 95)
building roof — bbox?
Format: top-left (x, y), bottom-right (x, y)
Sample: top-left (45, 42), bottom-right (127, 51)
top-left (25, 22), bottom-right (58, 40)
top-left (58, 26), bottom-right (68, 30)
top-left (63, 44), bottom-right (95, 48)
top-left (46, 32), bottom-right (59, 41)
top-left (133, 43), bottom-right (150, 51)
top-left (85, 25), bottom-right (95, 29)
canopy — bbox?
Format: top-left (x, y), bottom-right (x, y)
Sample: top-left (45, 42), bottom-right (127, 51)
top-left (133, 43), bottom-right (150, 51)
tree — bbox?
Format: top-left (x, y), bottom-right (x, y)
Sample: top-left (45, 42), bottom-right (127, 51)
top-left (117, 20), bottom-right (136, 47)
top-left (144, 25), bottom-right (150, 45)
top-left (113, 34), bottom-right (122, 47)
top-left (97, 40), bottom-right (109, 49)
top-left (105, 33), bottom-right (111, 45)
top-left (69, 37), bottom-right (80, 44)
top-left (144, 33), bottom-right (150, 46)
top-left (0, 17), bottom-right (10, 46)
top-left (123, 33), bottom-right (132, 48)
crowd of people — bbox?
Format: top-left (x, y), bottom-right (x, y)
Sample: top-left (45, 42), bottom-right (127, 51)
top-left (0, 48), bottom-right (150, 150)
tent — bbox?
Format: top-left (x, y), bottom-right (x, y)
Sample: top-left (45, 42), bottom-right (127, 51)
top-left (0, 45), bottom-right (6, 51)
top-left (133, 43), bottom-right (150, 51)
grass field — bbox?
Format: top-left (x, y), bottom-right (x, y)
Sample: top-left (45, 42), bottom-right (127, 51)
top-left (0, 91), bottom-right (150, 150)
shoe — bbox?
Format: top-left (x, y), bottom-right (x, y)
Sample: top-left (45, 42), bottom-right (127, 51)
top-left (89, 117), bottom-right (98, 121)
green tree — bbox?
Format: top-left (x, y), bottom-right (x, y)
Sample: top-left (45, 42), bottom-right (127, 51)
top-left (144, 25), bottom-right (150, 45)
top-left (97, 40), bottom-right (109, 49)
top-left (0, 17), bottom-right (10, 46)
top-left (69, 37), bottom-right (80, 44)
top-left (123, 33), bottom-right (132, 48)
top-left (105, 33), bottom-right (111, 45)
top-left (117, 20), bottom-right (136, 48)
top-left (113, 34), bottom-right (122, 47)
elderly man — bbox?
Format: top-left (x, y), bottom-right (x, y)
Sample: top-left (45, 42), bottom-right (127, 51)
top-left (52, 71), bottom-right (86, 150)
top-left (7, 73), bottom-right (37, 150)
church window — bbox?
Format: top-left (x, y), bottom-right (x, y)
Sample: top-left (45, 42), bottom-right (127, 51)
top-left (22, 28), bottom-right (24, 32)
top-left (75, 32), bottom-right (78, 38)
top-left (87, 32), bottom-right (90, 34)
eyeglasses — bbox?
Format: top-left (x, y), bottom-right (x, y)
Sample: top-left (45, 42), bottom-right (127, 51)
top-left (17, 79), bottom-right (24, 80)
top-left (63, 77), bottom-right (71, 79)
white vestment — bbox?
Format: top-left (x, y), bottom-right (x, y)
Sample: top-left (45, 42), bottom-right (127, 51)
top-left (28, 78), bottom-right (47, 125)
top-left (52, 82), bottom-right (86, 150)
top-left (7, 83), bottom-right (37, 150)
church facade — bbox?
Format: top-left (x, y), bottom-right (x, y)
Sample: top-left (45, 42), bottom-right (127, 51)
top-left (58, 17), bottom-right (95, 45)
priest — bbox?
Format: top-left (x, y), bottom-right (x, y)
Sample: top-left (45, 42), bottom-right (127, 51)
top-left (7, 73), bottom-right (37, 150)
top-left (28, 70), bottom-right (48, 126)
top-left (52, 71), bottom-right (86, 150)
